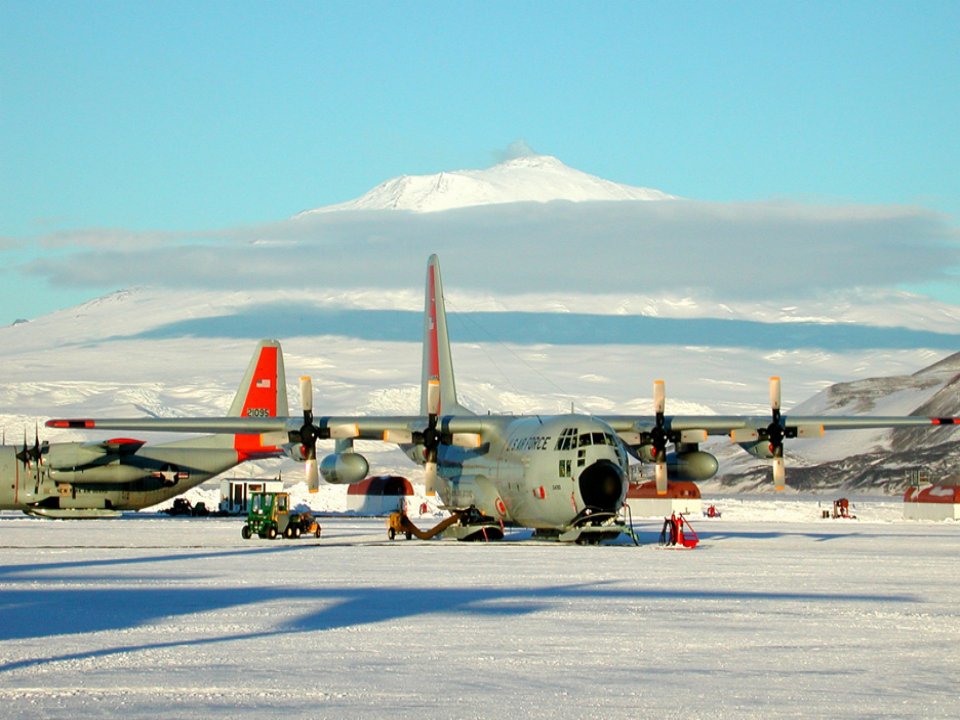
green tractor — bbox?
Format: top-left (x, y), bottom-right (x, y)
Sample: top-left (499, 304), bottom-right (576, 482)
top-left (241, 491), bottom-right (321, 540)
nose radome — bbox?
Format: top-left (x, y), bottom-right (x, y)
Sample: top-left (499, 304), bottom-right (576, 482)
top-left (578, 460), bottom-right (625, 512)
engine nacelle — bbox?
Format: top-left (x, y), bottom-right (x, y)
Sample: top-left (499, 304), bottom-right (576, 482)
top-left (633, 444), bottom-right (655, 463)
top-left (667, 450), bottom-right (719, 481)
top-left (319, 452), bottom-right (369, 485)
top-left (738, 441), bottom-right (774, 459)
top-left (44, 442), bottom-right (113, 470)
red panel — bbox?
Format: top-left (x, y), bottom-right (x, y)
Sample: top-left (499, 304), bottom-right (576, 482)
top-left (235, 345), bottom-right (280, 460)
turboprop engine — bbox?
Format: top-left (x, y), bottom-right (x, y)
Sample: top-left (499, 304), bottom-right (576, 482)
top-left (319, 452), bottom-right (369, 485)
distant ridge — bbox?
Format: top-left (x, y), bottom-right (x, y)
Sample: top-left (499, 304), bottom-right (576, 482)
top-left (297, 154), bottom-right (674, 215)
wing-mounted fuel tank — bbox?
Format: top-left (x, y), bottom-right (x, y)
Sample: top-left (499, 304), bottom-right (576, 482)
top-left (319, 452), bottom-right (370, 485)
top-left (283, 442), bottom-right (370, 484)
top-left (629, 442), bottom-right (719, 481)
top-left (665, 449), bottom-right (719, 480)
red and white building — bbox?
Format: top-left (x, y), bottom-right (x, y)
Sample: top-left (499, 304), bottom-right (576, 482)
top-left (625, 480), bottom-right (702, 517)
top-left (346, 475), bottom-right (415, 515)
top-left (903, 480), bottom-right (960, 520)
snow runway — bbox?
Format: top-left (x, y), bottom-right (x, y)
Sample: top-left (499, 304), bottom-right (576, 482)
top-left (1, 504), bottom-right (958, 719)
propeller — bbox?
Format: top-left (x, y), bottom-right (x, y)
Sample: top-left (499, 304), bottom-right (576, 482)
top-left (299, 376), bottom-right (320, 492)
top-left (766, 376), bottom-right (786, 491)
top-left (15, 425), bottom-right (45, 467)
top-left (294, 376), bottom-right (361, 493)
top-left (417, 380), bottom-right (441, 496)
top-left (651, 380), bottom-right (669, 496)
top-left (381, 380), bottom-right (481, 496)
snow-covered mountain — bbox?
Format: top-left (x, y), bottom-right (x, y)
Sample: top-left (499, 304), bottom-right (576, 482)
top-left (296, 154), bottom-right (674, 215)
top-left (2, 281), bottom-right (958, 495)
top-left (4, 152), bottom-right (960, 495)
top-left (712, 352), bottom-right (960, 492)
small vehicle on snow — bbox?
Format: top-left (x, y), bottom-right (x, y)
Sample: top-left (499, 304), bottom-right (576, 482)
top-left (164, 498), bottom-right (209, 517)
top-left (241, 491), bottom-right (321, 540)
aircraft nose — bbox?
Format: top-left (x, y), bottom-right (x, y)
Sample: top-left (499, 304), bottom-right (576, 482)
top-left (578, 459), bottom-right (625, 513)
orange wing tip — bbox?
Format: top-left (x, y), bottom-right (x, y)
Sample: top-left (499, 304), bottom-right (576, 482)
top-left (46, 419), bottom-right (95, 429)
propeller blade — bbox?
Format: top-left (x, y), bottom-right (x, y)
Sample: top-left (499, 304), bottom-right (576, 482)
top-left (306, 458), bottom-right (320, 493)
top-left (259, 431), bottom-right (289, 447)
top-left (33, 424), bottom-right (42, 465)
top-left (767, 376), bottom-right (786, 489)
top-left (426, 379), bottom-right (441, 416)
top-left (19, 428), bottom-right (28, 466)
top-left (424, 459), bottom-right (437, 496)
top-left (730, 428), bottom-right (760, 443)
top-left (452, 432), bottom-right (482, 448)
top-left (654, 379), bottom-right (665, 415)
top-left (383, 429), bottom-right (414, 444)
top-left (296, 375), bottom-right (320, 463)
top-left (650, 379), bottom-right (669, 477)
top-left (329, 423), bottom-right (360, 439)
top-left (772, 455), bottom-right (786, 491)
top-left (769, 376), bottom-right (781, 412)
top-left (655, 461), bottom-right (668, 496)
top-left (300, 376), bottom-right (313, 415)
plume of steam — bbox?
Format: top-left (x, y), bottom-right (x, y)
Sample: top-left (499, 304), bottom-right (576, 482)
top-left (495, 139), bottom-right (538, 163)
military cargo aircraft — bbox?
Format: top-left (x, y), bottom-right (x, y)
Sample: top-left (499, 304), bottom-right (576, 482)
top-left (5, 340), bottom-right (288, 518)
top-left (49, 257), bottom-right (960, 540)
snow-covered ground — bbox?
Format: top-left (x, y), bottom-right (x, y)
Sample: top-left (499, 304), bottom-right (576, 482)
top-left (1, 498), bottom-right (958, 719)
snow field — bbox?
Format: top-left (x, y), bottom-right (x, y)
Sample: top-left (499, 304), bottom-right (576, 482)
top-left (0, 501), bottom-right (958, 719)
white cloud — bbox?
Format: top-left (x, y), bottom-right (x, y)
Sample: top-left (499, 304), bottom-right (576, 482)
top-left (21, 200), bottom-right (960, 302)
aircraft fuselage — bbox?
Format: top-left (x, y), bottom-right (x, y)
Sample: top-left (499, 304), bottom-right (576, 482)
top-left (432, 414), bottom-right (629, 530)
top-left (0, 442), bottom-right (243, 518)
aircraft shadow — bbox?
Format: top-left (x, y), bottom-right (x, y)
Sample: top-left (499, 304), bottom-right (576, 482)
top-left (0, 571), bottom-right (919, 673)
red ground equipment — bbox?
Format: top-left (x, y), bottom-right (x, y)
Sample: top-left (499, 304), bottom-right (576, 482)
top-left (659, 512), bottom-right (700, 549)
top-left (833, 498), bottom-right (856, 519)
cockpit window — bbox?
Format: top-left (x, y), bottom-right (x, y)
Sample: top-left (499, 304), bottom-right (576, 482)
top-left (554, 428), bottom-right (578, 451)
top-left (579, 433), bottom-right (592, 447)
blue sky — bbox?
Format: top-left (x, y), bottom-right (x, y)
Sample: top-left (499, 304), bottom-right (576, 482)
top-left (1, 0), bottom-right (958, 323)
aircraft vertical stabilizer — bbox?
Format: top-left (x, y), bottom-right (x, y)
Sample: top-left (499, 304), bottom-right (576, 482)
top-left (224, 339), bottom-right (289, 457)
top-left (421, 255), bottom-right (469, 416)
top-left (228, 339), bottom-right (288, 418)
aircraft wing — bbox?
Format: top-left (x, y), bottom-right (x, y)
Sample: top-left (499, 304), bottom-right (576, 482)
top-left (47, 414), bottom-right (493, 440)
top-left (49, 412), bottom-right (957, 443)
top-left (86, 438), bottom-right (148, 455)
top-left (48, 417), bottom-right (290, 434)
top-left (604, 414), bottom-right (960, 435)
